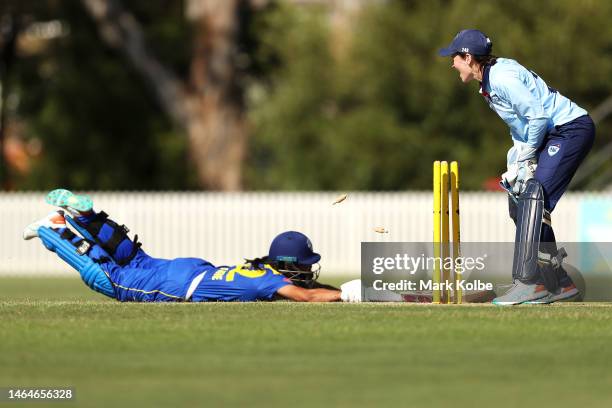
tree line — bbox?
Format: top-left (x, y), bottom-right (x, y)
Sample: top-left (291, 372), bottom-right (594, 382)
top-left (1, 0), bottom-right (611, 191)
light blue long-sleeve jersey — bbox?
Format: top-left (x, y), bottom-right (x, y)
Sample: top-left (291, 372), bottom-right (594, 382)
top-left (480, 58), bottom-right (587, 162)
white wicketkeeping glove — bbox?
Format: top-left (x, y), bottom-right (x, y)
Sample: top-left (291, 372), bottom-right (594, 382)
top-left (500, 145), bottom-right (519, 191)
top-left (512, 159), bottom-right (537, 195)
top-left (340, 279), bottom-right (362, 303)
top-left (500, 163), bottom-right (518, 189)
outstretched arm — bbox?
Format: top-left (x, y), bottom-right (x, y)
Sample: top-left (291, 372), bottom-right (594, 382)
top-left (276, 285), bottom-right (341, 302)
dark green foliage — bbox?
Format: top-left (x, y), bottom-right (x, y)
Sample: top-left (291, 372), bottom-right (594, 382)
top-left (7, 0), bottom-right (195, 190)
top-left (4, 0), bottom-right (612, 190)
top-left (246, 0), bottom-right (612, 190)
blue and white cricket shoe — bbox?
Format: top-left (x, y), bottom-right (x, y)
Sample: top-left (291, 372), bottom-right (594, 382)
top-left (45, 189), bottom-right (93, 217)
top-left (492, 281), bottom-right (549, 306)
top-left (23, 211), bottom-right (66, 240)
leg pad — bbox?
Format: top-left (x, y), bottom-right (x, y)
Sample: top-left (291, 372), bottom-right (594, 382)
top-left (512, 179), bottom-right (545, 283)
top-left (39, 227), bottom-right (115, 298)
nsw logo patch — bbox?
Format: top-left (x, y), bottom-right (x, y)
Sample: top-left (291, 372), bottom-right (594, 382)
top-left (547, 143), bottom-right (561, 157)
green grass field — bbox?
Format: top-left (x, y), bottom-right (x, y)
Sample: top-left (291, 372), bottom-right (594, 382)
top-left (2, 277), bottom-right (612, 408)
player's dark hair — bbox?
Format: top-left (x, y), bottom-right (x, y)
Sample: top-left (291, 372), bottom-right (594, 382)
top-left (245, 256), bottom-right (270, 268)
top-left (474, 54), bottom-right (497, 67)
top-left (244, 257), bottom-right (318, 288)
top-left (454, 52), bottom-right (497, 67)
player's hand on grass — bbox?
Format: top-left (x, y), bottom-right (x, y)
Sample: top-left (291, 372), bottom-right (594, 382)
top-left (340, 279), bottom-right (362, 303)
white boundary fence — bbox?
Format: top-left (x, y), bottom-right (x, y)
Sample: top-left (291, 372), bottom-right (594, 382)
top-left (0, 191), bottom-right (610, 276)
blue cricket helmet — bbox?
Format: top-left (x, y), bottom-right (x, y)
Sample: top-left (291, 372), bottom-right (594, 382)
top-left (268, 231), bottom-right (321, 265)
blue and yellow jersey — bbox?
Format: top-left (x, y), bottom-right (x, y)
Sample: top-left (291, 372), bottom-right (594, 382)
top-left (100, 251), bottom-right (292, 302)
top-left (190, 263), bottom-right (293, 302)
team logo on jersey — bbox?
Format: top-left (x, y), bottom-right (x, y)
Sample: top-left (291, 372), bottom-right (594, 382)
top-left (548, 144), bottom-right (561, 157)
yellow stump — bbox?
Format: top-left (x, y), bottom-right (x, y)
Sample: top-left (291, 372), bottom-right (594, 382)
top-left (450, 161), bottom-right (462, 304)
top-left (441, 161), bottom-right (450, 304)
top-left (432, 161), bottom-right (441, 304)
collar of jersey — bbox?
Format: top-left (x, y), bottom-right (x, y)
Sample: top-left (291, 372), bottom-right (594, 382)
top-left (480, 63), bottom-right (493, 95)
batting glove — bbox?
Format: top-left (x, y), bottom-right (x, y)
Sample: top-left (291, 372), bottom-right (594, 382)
top-left (340, 279), bottom-right (362, 303)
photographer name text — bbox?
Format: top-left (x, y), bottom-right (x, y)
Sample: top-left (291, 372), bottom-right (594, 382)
top-left (372, 279), bottom-right (493, 291)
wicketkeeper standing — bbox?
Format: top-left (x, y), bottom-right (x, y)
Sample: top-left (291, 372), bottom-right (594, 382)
top-left (438, 29), bottom-right (595, 305)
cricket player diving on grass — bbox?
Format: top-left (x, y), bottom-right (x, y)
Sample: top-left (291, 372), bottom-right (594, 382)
top-left (23, 189), bottom-right (363, 303)
top-left (439, 29), bottom-right (595, 305)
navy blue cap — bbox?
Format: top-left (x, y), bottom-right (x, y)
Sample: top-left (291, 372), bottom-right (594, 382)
top-left (268, 231), bottom-right (321, 265)
top-left (438, 29), bottom-right (492, 57)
